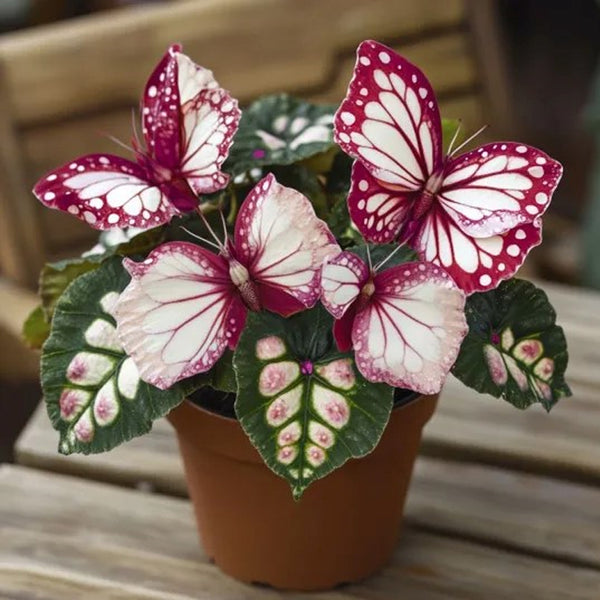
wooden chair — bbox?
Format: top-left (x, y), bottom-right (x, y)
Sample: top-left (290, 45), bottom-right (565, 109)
top-left (0, 0), bottom-right (509, 378)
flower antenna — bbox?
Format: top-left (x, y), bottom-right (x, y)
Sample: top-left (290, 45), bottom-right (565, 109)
top-left (448, 124), bottom-right (488, 157)
top-left (218, 209), bottom-right (229, 246)
top-left (365, 243), bottom-right (373, 272)
top-left (375, 243), bottom-right (405, 272)
top-left (104, 133), bottom-right (136, 154)
top-left (179, 226), bottom-right (221, 251)
top-left (195, 206), bottom-right (226, 252)
top-left (446, 119), bottom-right (462, 156)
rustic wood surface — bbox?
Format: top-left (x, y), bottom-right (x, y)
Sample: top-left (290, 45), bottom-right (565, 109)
top-left (2, 464), bottom-right (600, 600)
top-left (0, 277), bottom-right (39, 380)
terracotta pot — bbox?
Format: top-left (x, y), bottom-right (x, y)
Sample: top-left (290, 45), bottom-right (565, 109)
top-left (168, 393), bottom-right (438, 591)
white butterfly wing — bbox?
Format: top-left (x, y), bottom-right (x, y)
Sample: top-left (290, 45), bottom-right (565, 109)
top-left (334, 39), bottom-right (442, 190)
top-left (115, 242), bottom-right (247, 389)
top-left (352, 262), bottom-right (467, 394)
top-left (33, 154), bottom-right (176, 230)
top-left (234, 174), bottom-right (340, 315)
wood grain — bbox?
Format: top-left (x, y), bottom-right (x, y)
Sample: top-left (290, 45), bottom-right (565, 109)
top-left (2, 465), bottom-right (599, 600)
top-left (0, 277), bottom-right (39, 380)
top-left (0, 0), bottom-right (466, 125)
top-left (16, 405), bottom-right (600, 570)
top-left (0, 67), bottom-right (45, 285)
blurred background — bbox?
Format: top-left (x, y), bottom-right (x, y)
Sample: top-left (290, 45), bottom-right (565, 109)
top-left (0, 0), bottom-right (598, 461)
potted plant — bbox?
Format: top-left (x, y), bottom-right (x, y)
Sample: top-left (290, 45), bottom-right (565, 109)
top-left (24, 40), bottom-right (570, 591)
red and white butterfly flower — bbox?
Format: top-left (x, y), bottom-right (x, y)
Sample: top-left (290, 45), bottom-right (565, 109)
top-left (115, 174), bottom-right (340, 389)
top-left (334, 40), bottom-right (563, 294)
top-left (33, 44), bottom-right (240, 230)
top-left (320, 251), bottom-right (467, 394)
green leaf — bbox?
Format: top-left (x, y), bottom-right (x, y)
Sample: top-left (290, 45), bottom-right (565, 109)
top-left (349, 243), bottom-right (418, 269)
top-left (201, 350), bottom-right (237, 394)
top-left (234, 305), bottom-right (394, 499)
top-left (325, 150), bottom-right (353, 196)
top-left (40, 227), bottom-right (168, 325)
top-left (269, 164), bottom-right (328, 217)
top-left (84, 225), bottom-right (167, 259)
top-left (22, 305), bottom-right (51, 349)
top-left (41, 257), bottom-right (200, 455)
top-left (327, 194), bottom-right (362, 248)
top-left (452, 278), bottom-right (571, 411)
top-left (225, 94), bottom-right (336, 176)
top-left (40, 257), bottom-right (103, 320)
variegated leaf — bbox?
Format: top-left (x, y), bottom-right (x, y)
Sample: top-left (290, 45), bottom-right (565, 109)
top-left (41, 257), bottom-right (201, 454)
top-left (234, 305), bottom-right (393, 499)
top-left (225, 94), bottom-right (336, 176)
top-left (452, 278), bottom-right (571, 410)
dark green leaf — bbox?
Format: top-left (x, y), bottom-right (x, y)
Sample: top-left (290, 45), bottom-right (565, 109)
top-left (226, 94), bottom-right (336, 176)
top-left (40, 257), bottom-right (103, 320)
top-left (84, 225), bottom-right (167, 259)
top-left (268, 164), bottom-right (328, 217)
top-left (234, 305), bottom-right (393, 499)
top-left (22, 305), bottom-right (51, 350)
top-left (327, 194), bottom-right (362, 248)
top-left (452, 278), bottom-right (571, 411)
top-left (325, 151), bottom-right (353, 196)
top-left (41, 257), bottom-right (201, 455)
top-left (349, 244), bottom-right (418, 269)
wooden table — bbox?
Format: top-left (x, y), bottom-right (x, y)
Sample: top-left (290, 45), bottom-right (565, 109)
top-left (4, 280), bottom-right (600, 598)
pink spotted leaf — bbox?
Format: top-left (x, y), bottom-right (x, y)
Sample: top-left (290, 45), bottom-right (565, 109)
top-left (234, 305), bottom-right (394, 499)
top-left (452, 278), bottom-right (571, 410)
top-left (225, 94), bottom-right (336, 176)
top-left (40, 257), bottom-right (205, 455)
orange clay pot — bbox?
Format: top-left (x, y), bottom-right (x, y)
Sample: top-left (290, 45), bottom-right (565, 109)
top-left (167, 393), bottom-right (438, 591)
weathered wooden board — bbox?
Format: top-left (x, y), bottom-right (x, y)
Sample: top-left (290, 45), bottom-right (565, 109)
top-left (15, 406), bottom-right (600, 570)
top-left (0, 277), bottom-right (39, 380)
top-left (0, 0), bottom-right (466, 126)
top-left (1, 465), bottom-right (599, 600)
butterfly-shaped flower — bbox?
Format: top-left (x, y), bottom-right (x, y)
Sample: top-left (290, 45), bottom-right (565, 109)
top-left (115, 174), bottom-right (340, 389)
top-left (334, 40), bottom-right (563, 294)
top-left (33, 44), bottom-right (240, 230)
top-left (320, 251), bottom-right (467, 394)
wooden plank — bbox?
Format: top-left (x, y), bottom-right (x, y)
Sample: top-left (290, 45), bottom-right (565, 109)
top-left (309, 33), bottom-right (478, 104)
top-left (0, 0), bottom-right (465, 126)
top-left (407, 458), bottom-right (600, 570)
top-left (0, 66), bottom-right (45, 286)
top-left (1, 465), bottom-right (599, 599)
top-left (16, 405), bottom-right (600, 570)
top-left (0, 277), bottom-right (39, 380)
top-left (465, 0), bottom-right (516, 136)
